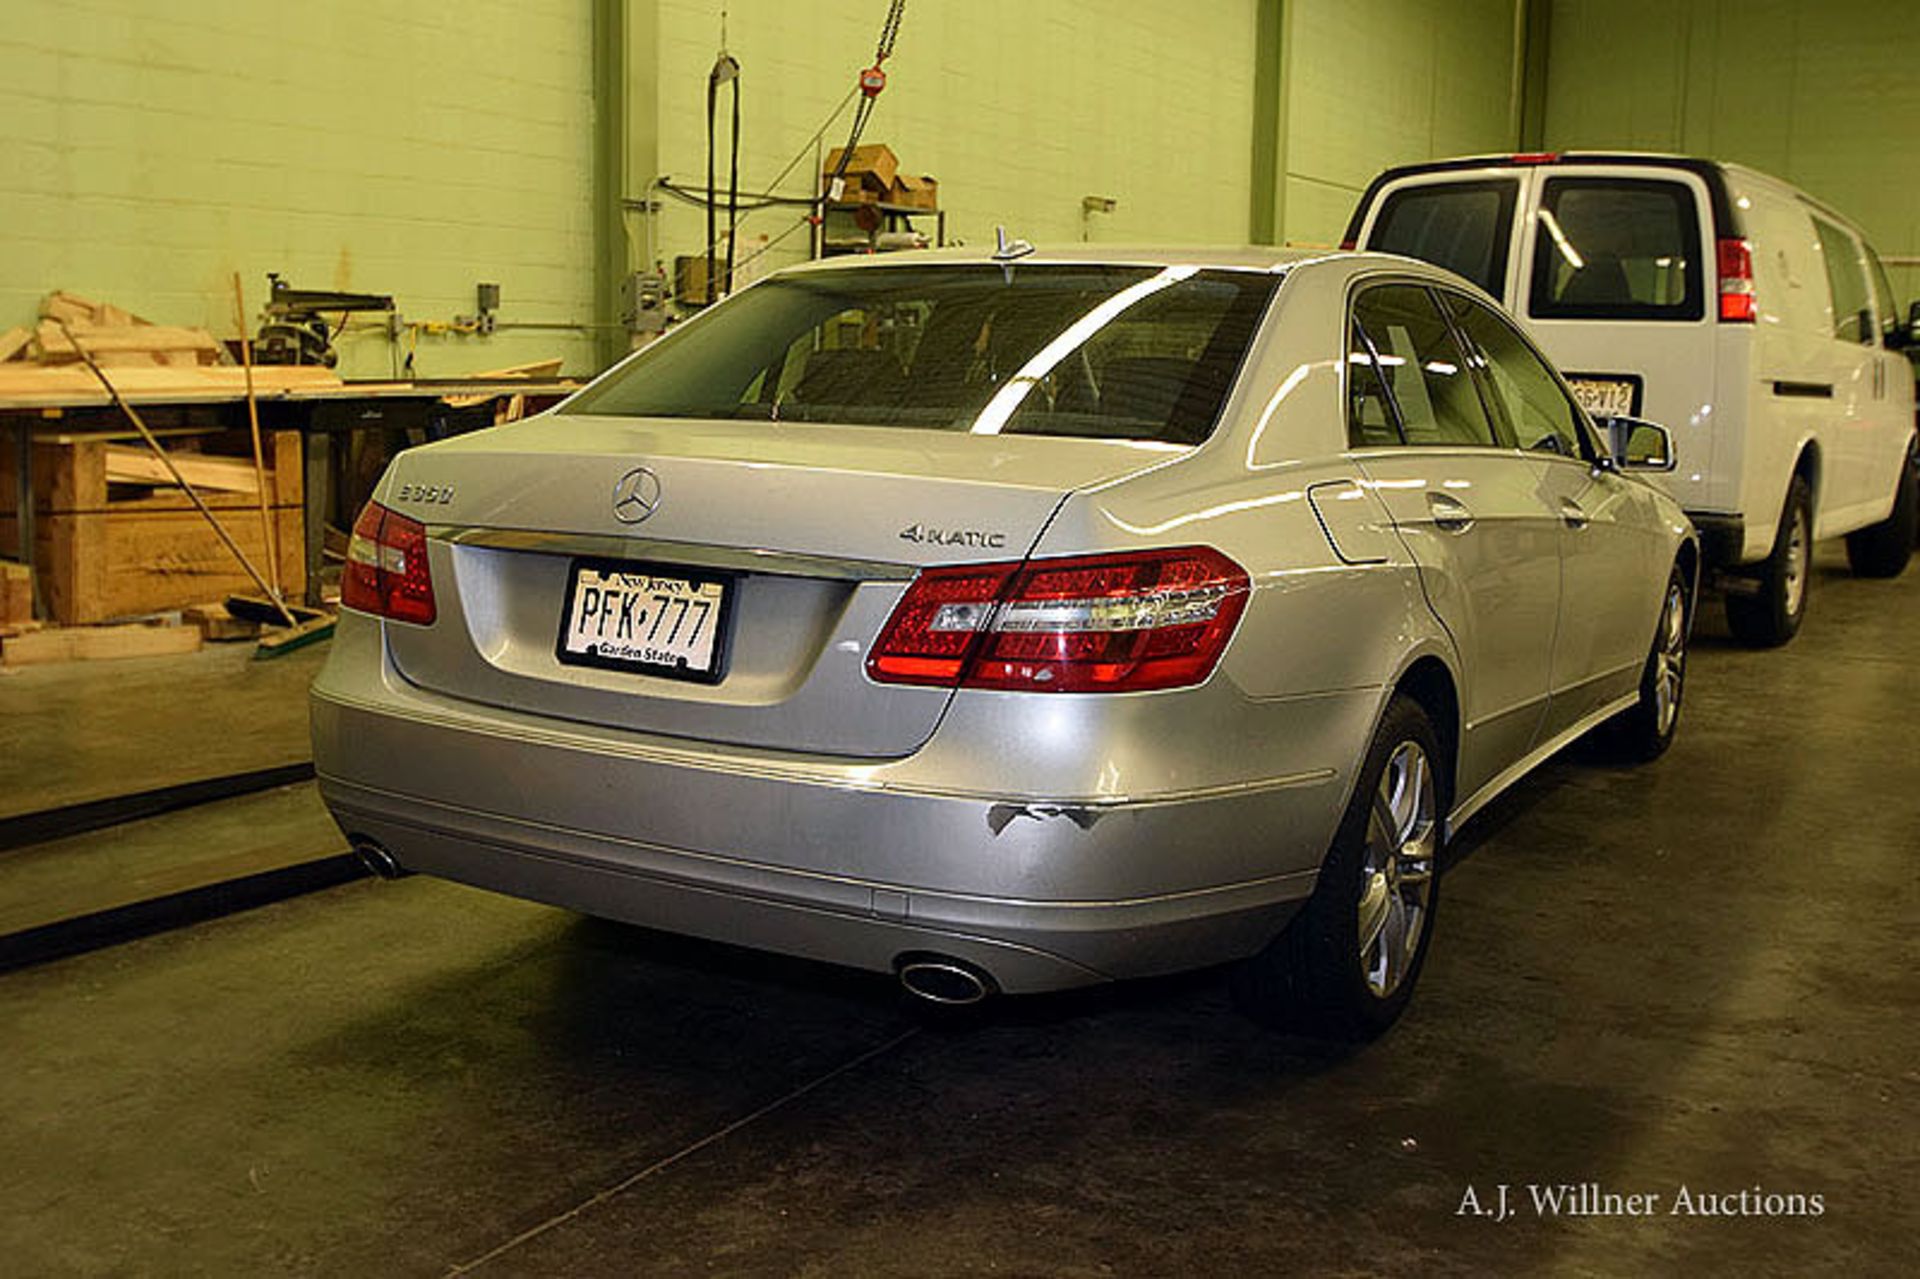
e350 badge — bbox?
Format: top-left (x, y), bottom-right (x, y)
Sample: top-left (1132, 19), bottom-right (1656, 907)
top-left (394, 482), bottom-right (456, 506)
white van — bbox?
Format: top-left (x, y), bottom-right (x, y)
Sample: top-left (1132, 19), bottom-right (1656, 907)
top-left (1344, 153), bottom-right (1918, 645)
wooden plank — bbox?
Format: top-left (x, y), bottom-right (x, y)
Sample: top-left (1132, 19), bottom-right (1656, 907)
top-left (36, 320), bottom-right (223, 361)
top-left (2, 623), bottom-right (202, 666)
top-left (474, 358), bottom-right (565, 379)
top-left (0, 327), bottom-right (30, 364)
top-left (184, 602), bottom-right (260, 642)
top-left (40, 292), bottom-right (100, 325)
top-left (0, 364), bottom-right (343, 408)
top-left (0, 560), bottom-right (30, 624)
top-left (104, 444), bottom-right (261, 495)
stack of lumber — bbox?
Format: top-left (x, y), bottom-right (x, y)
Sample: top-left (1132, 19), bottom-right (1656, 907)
top-left (5, 291), bottom-right (223, 368)
top-left (0, 289), bottom-right (344, 406)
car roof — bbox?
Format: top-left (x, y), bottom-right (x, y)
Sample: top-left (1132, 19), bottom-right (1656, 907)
top-left (774, 244), bottom-right (1346, 276)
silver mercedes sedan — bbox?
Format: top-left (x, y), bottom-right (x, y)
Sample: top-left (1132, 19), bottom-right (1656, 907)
top-left (312, 246), bottom-right (1696, 1039)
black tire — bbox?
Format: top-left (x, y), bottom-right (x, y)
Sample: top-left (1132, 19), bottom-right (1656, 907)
top-left (1844, 442), bottom-right (1918, 579)
top-left (1610, 563), bottom-right (1690, 762)
top-left (1726, 474), bottom-right (1812, 647)
top-left (1232, 695), bottom-right (1444, 1041)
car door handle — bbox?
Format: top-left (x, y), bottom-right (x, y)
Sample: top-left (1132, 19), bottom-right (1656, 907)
top-left (1559, 497), bottom-right (1590, 529)
top-left (1426, 492), bottom-right (1474, 532)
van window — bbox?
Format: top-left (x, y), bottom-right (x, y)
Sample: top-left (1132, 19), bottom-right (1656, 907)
top-left (1815, 218), bottom-right (1873, 345)
top-left (1527, 177), bottom-right (1704, 322)
top-left (1367, 180), bottom-right (1519, 298)
top-left (1348, 285), bottom-right (1498, 449)
top-left (1866, 245), bottom-right (1901, 347)
top-left (1444, 293), bottom-right (1590, 460)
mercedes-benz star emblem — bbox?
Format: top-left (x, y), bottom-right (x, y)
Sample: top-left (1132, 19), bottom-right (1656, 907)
top-left (611, 466), bottom-right (662, 524)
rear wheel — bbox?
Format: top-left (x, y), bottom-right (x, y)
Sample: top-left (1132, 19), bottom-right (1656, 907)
top-left (1233, 695), bottom-right (1442, 1041)
top-left (1844, 442), bottom-right (1917, 579)
top-left (1610, 564), bottom-right (1689, 761)
top-left (1726, 475), bottom-right (1812, 647)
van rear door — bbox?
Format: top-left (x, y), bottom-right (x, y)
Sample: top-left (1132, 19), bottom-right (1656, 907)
top-left (1510, 164), bottom-right (1723, 516)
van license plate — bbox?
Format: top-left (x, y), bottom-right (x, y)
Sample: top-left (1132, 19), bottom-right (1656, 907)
top-left (556, 562), bottom-right (732, 683)
top-left (1566, 376), bottom-right (1638, 418)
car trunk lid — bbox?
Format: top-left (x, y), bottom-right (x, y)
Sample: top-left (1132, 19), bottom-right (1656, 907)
top-left (378, 414), bottom-right (1184, 757)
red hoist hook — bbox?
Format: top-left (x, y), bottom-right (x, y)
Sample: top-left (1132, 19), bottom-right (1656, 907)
top-left (859, 64), bottom-right (887, 98)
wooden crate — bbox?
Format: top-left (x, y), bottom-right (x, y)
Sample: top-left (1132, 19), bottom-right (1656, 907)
top-left (0, 430), bottom-right (305, 625)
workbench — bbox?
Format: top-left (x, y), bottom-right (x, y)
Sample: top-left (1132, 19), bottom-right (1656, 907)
top-left (2, 374), bottom-right (578, 616)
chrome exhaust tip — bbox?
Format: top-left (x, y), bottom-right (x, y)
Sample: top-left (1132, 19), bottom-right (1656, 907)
top-left (349, 837), bottom-right (408, 880)
top-left (896, 955), bottom-right (994, 1006)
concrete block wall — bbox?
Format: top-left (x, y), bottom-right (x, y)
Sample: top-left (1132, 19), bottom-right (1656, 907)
top-left (0, 0), bottom-right (599, 378)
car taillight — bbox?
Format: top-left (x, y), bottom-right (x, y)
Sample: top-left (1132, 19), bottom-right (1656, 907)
top-left (868, 547), bottom-right (1250, 694)
top-left (1717, 237), bottom-right (1756, 323)
top-left (342, 500), bottom-right (436, 625)
top-left (1508, 151), bottom-right (1560, 165)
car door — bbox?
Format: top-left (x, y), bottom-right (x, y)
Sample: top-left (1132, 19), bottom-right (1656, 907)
top-left (1443, 289), bottom-right (1664, 738)
top-left (1345, 281), bottom-right (1561, 803)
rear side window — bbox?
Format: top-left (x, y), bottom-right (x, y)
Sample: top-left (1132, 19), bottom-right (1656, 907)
top-left (1867, 245), bottom-right (1901, 347)
top-left (1445, 293), bottom-right (1590, 460)
top-left (1528, 177), bottom-right (1704, 321)
top-left (564, 265), bottom-right (1278, 446)
top-left (1347, 285), bottom-right (1497, 449)
top-left (1814, 218), bottom-right (1873, 345)
top-left (1367, 180), bottom-right (1519, 298)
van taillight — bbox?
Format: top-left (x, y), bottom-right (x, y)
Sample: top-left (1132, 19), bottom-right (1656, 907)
top-left (1339, 238), bottom-right (1357, 251)
top-left (1717, 237), bottom-right (1756, 323)
top-left (342, 501), bottom-right (436, 625)
top-left (868, 547), bottom-right (1250, 694)
top-left (1508, 152), bottom-right (1560, 165)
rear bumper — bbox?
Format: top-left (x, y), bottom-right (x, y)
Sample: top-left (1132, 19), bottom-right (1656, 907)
top-left (311, 621), bottom-right (1354, 993)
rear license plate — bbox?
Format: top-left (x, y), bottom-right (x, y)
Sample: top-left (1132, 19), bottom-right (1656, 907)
top-left (1565, 374), bottom-right (1640, 418)
top-left (556, 561), bottom-right (733, 683)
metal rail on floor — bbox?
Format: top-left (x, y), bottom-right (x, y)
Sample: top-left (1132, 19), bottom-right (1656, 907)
top-left (0, 762), bottom-right (318, 854)
top-left (0, 851), bottom-right (364, 972)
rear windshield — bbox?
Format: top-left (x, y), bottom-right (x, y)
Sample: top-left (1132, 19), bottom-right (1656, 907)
top-left (1367, 179), bottom-right (1519, 297)
top-left (564, 264), bottom-right (1279, 445)
top-left (1528, 177), bottom-right (1704, 321)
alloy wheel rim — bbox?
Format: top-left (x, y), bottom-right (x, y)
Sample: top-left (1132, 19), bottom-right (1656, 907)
top-left (1357, 741), bottom-right (1436, 999)
top-left (1783, 505), bottom-right (1808, 616)
top-left (1653, 582), bottom-right (1686, 736)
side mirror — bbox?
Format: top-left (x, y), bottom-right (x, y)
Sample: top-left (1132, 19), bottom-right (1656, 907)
top-left (1896, 300), bottom-right (1920, 354)
top-left (1597, 415), bottom-right (1676, 472)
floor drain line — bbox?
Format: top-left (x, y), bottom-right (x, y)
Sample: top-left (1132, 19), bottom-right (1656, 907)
top-left (445, 1027), bottom-right (921, 1274)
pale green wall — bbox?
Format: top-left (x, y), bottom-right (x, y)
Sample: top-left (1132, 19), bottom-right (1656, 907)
top-left (0, 0), bottom-right (1541, 382)
top-left (1544, 0), bottom-right (1920, 299)
top-left (0, 0), bottom-right (600, 378)
top-left (1276, 0), bottom-right (1525, 247)
top-left (642, 0), bottom-right (1260, 284)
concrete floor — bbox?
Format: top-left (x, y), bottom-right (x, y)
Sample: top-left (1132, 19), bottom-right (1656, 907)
top-left (2, 549), bottom-right (1916, 1275)
top-left (0, 642), bottom-right (325, 819)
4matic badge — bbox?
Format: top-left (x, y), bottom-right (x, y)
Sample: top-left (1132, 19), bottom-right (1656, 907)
top-left (899, 523), bottom-right (1008, 550)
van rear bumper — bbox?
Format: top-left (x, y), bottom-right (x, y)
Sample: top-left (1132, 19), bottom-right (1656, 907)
top-left (1685, 511), bottom-right (1746, 568)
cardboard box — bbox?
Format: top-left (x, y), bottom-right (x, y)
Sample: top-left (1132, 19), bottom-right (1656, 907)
top-left (824, 143), bottom-right (899, 196)
top-left (891, 174), bottom-right (939, 210)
